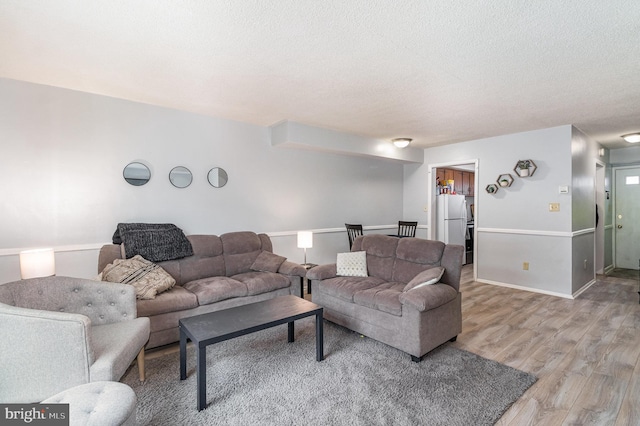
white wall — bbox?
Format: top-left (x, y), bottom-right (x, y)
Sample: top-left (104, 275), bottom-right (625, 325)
top-left (0, 79), bottom-right (404, 283)
top-left (404, 125), bottom-right (600, 297)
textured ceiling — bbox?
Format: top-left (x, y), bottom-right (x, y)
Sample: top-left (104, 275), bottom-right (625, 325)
top-left (1, 0), bottom-right (639, 149)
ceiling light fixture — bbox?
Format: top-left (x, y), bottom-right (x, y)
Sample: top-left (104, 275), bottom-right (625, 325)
top-left (392, 138), bottom-right (412, 148)
top-left (622, 133), bottom-right (640, 143)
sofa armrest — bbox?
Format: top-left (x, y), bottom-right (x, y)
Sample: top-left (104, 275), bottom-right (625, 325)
top-left (398, 284), bottom-right (458, 312)
top-left (278, 260), bottom-right (307, 277)
top-left (0, 303), bottom-right (93, 402)
top-left (306, 264), bottom-right (337, 281)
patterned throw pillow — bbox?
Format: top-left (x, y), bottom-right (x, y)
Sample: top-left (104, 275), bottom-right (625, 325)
top-left (101, 255), bottom-right (176, 299)
top-left (336, 251), bottom-right (368, 277)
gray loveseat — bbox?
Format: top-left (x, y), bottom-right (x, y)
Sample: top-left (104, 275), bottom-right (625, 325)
top-left (307, 234), bottom-right (463, 361)
top-left (98, 231), bottom-right (306, 351)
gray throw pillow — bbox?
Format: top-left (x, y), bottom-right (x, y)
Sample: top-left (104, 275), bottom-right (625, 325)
top-left (403, 266), bottom-right (445, 292)
top-left (251, 251), bottom-right (287, 273)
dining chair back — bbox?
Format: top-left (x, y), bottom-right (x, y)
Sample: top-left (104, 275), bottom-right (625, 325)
top-left (345, 223), bottom-right (364, 249)
top-left (397, 221), bottom-right (418, 237)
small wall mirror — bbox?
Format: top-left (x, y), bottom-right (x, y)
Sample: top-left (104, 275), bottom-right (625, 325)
top-left (123, 162), bottom-right (151, 186)
top-left (207, 167), bottom-right (228, 188)
top-left (169, 166), bottom-right (193, 188)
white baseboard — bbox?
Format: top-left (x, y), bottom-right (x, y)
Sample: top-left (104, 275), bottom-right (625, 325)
top-left (476, 278), bottom-right (574, 299)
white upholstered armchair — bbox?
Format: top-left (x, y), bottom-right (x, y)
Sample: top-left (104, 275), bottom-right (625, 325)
top-left (0, 276), bottom-right (150, 403)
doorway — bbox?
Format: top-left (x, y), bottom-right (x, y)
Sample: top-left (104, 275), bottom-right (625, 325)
top-left (429, 159), bottom-right (478, 280)
top-left (613, 166), bottom-right (640, 269)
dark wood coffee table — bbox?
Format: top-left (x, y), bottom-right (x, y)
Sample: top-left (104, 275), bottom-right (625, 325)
top-left (179, 295), bottom-right (324, 411)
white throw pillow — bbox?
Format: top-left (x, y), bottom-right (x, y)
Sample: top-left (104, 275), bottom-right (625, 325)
top-left (336, 251), bottom-right (368, 277)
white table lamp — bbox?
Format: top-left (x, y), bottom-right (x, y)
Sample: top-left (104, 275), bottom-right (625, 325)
top-left (297, 231), bottom-right (313, 266)
top-left (20, 248), bottom-right (56, 279)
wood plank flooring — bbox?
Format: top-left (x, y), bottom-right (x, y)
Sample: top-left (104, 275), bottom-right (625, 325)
top-left (454, 265), bottom-right (640, 425)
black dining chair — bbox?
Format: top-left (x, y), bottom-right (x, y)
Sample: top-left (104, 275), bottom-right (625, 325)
top-left (397, 221), bottom-right (417, 238)
top-left (345, 224), bottom-right (364, 249)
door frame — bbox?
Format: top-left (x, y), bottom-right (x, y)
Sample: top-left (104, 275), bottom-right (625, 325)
top-left (428, 159), bottom-right (479, 281)
top-left (595, 160), bottom-right (605, 274)
top-left (612, 164), bottom-right (640, 269)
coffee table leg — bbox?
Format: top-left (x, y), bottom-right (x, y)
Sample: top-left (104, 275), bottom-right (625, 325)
top-left (316, 312), bottom-right (324, 361)
top-left (288, 321), bottom-right (295, 342)
top-left (197, 345), bottom-right (206, 411)
top-left (179, 327), bottom-right (187, 380)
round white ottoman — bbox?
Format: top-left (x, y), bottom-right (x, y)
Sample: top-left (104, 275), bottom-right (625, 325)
top-left (42, 381), bottom-right (136, 426)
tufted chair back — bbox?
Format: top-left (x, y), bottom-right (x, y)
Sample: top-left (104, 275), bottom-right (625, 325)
top-left (0, 276), bottom-right (149, 403)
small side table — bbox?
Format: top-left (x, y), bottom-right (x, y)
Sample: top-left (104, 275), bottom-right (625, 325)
top-left (301, 263), bottom-right (317, 296)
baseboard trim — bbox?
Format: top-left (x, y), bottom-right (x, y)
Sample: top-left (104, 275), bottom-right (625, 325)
top-left (572, 278), bottom-right (597, 299)
top-left (476, 278), bottom-right (574, 299)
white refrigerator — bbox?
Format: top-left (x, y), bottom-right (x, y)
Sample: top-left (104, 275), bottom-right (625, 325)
top-left (436, 194), bottom-right (468, 249)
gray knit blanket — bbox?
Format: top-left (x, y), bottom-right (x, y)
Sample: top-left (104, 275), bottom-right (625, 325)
top-left (112, 223), bottom-right (193, 262)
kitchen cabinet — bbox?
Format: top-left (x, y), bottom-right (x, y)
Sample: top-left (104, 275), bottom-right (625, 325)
top-left (454, 170), bottom-right (464, 195)
top-left (436, 168), bottom-right (475, 196)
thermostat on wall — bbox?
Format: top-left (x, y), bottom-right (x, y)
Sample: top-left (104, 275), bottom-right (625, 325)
top-left (558, 185), bottom-right (569, 194)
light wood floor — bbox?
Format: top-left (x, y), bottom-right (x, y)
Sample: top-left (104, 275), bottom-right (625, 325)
top-left (453, 264), bottom-right (640, 425)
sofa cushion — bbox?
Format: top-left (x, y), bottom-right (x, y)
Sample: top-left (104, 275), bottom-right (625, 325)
top-left (403, 267), bottom-right (445, 292)
top-left (251, 251), bottom-right (287, 273)
top-left (90, 318), bottom-right (151, 381)
top-left (100, 255), bottom-right (175, 300)
top-left (353, 235), bottom-right (399, 282)
top-left (231, 271), bottom-right (291, 296)
top-left (183, 276), bottom-right (248, 305)
top-left (336, 251), bottom-right (368, 277)
top-left (136, 286), bottom-right (198, 317)
top-left (392, 239), bottom-right (446, 283)
top-left (221, 232), bottom-right (263, 276)
top-left (353, 282), bottom-right (405, 316)
top-left (316, 276), bottom-right (386, 302)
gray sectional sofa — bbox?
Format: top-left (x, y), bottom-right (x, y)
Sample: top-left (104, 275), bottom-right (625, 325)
top-left (307, 234), bottom-right (463, 361)
top-left (98, 231), bottom-right (306, 351)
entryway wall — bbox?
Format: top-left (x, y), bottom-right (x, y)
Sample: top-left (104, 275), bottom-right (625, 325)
top-left (404, 125), bottom-right (603, 298)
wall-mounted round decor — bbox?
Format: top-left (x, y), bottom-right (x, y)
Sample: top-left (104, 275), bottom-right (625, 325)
top-left (169, 166), bottom-right (193, 188)
top-left (123, 162), bottom-right (151, 186)
top-left (207, 167), bottom-right (228, 188)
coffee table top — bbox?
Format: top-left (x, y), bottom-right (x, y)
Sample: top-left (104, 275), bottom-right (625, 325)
top-left (179, 295), bottom-right (322, 345)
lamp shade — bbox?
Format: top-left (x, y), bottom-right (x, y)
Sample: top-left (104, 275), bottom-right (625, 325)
top-left (297, 231), bottom-right (313, 249)
top-left (20, 248), bottom-right (55, 279)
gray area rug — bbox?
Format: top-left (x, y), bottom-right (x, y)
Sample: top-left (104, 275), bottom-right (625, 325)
top-left (122, 319), bottom-right (536, 425)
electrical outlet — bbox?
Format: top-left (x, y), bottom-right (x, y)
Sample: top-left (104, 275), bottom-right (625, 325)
top-left (523, 262), bottom-right (529, 270)
top-left (549, 203), bottom-right (560, 212)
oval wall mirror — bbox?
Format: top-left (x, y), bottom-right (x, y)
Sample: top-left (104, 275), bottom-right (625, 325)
top-left (123, 162), bottom-right (151, 186)
top-left (207, 167), bottom-right (228, 188)
top-left (169, 166), bottom-right (193, 188)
